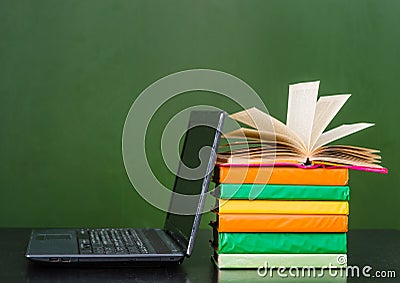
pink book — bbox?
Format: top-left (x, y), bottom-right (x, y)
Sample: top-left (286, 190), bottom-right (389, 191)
top-left (217, 162), bottom-right (388, 174)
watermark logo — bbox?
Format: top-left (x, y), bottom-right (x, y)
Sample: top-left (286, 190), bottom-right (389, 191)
top-left (122, 69), bottom-right (274, 214)
top-left (257, 262), bottom-right (396, 279)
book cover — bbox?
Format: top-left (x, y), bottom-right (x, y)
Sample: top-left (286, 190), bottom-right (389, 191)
top-left (212, 230), bottom-right (347, 254)
top-left (217, 200), bottom-right (349, 215)
top-left (214, 267), bottom-right (347, 282)
top-left (216, 184), bottom-right (350, 200)
top-left (214, 166), bottom-right (349, 185)
top-left (213, 251), bottom-right (347, 269)
top-left (214, 214), bottom-right (348, 232)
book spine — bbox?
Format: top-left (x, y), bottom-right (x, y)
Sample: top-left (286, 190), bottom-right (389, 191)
top-left (217, 214), bottom-right (348, 233)
top-left (217, 232), bottom-right (347, 254)
top-left (218, 200), bottom-right (349, 215)
top-left (218, 184), bottom-right (350, 200)
top-left (215, 253), bottom-right (347, 269)
top-left (216, 167), bottom-right (349, 185)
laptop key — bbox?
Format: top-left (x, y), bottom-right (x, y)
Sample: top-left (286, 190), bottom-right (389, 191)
top-left (115, 247), bottom-right (125, 252)
top-left (127, 246), bottom-right (139, 254)
top-left (128, 229), bottom-right (149, 254)
top-left (78, 229), bottom-right (90, 240)
top-left (93, 248), bottom-right (104, 254)
top-left (80, 248), bottom-right (93, 254)
top-left (78, 228), bottom-right (159, 255)
top-left (105, 249), bottom-right (115, 255)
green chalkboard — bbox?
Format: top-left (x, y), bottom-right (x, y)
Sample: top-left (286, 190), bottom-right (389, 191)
top-left (0, 0), bottom-right (398, 229)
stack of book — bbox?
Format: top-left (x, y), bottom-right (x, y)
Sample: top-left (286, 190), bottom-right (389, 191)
top-left (210, 81), bottom-right (387, 269)
top-left (211, 163), bottom-right (350, 269)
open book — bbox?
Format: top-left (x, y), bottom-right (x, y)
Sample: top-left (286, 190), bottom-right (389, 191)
top-left (218, 81), bottom-right (383, 168)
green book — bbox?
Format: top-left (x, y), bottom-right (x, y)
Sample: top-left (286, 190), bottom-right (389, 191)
top-left (215, 184), bottom-right (350, 200)
top-left (213, 232), bottom-right (347, 254)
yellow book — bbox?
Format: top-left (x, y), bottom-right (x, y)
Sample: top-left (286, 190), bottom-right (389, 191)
top-left (218, 200), bottom-right (349, 215)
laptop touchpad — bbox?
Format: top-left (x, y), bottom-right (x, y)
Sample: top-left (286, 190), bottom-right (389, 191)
top-left (28, 230), bottom-right (78, 255)
top-left (36, 234), bottom-right (71, 240)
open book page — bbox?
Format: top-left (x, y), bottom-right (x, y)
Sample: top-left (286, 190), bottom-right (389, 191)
top-left (219, 140), bottom-right (303, 152)
top-left (313, 145), bottom-right (381, 159)
top-left (223, 128), bottom-right (305, 150)
top-left (217, 140), bottom-right (305, 164)
top-left (311, 157), bottom-right (382, 168)
top-left (310, 94), bottom-right (351, 150)
top-left (229, 108), bottom-right (264, 129)
top-left (313, 148), bottom-right (380, 164)
top-left (314, 145), bottom-right (381, 154)
top-left (219, 145), bottom-right (303, 158)
top-left (286, 81), bottom-right (320, 150)
top-left (223, 128), bottom-right (273, 141)
top-left (312, 123), bottom-right (374, 150)
top-left (216, 155), bottom-right (302, 164)
top-left (230, 107), bottom-right (306, 150)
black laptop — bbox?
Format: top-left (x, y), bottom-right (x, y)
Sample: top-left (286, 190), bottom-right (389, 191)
top-left (25, 110), bottom-right (226, 265)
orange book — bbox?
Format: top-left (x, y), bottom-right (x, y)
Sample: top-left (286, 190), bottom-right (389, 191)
top-left (215, 213), bottom-right (348, 232)
top-left (217, 200), bottom-right (349, 214)
top-left (214, 166), bottom-right (348, 185)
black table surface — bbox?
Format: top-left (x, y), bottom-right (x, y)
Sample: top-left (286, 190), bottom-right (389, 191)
top-left (0, 228), bottom-right (398, 283)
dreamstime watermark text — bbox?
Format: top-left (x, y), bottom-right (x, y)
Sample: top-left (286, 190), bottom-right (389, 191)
top-left (257, 262), bottom-right (396, 279)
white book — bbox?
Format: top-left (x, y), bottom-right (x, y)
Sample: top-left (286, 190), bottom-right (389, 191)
top-left (213, 253), bottom-right (347, 269)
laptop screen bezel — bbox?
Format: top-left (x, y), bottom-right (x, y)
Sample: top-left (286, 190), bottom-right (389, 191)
top-left (163, 110), bottom-right (225, 257)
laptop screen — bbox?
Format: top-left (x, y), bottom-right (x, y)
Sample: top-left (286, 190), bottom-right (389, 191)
top-left (164, 110), bottom-right (225, 256)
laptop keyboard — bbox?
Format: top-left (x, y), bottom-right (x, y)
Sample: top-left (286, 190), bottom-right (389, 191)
top-left (77, 229), bottom-right (155, 255)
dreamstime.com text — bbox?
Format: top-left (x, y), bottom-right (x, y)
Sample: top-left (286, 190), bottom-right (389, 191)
top-left (257, 262), bottom-right (396, 279)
